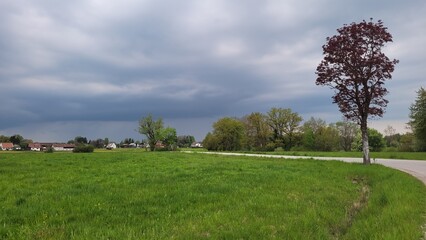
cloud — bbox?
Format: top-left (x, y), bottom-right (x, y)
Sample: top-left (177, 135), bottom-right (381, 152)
top-left (0, 0), bottom-right (425, 141)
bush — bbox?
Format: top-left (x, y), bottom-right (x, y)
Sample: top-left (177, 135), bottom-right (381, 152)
top-left (45, 147), bottom-right (54, 153)
top-left (274, 147), bottom-right (284, 152)
top-left (73, 144), bottom-right (95, 153)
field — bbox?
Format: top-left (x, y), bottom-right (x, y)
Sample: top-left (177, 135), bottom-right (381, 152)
top-left (240, 150), bottom-right (426, 160)
top-left (0, 151), bottom-right (425, 239)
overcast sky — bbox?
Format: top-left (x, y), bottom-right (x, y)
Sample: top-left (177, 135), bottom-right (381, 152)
top-left (1, 0), bottom-right (425, 142)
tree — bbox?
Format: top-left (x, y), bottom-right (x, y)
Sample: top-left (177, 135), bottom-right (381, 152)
top-left (9, 134), bottom-right (24, 145)
top-left (74, 136), bottom-right (88, 145)
top-left (267, 108), bottom-right (302, 150)
top-left (138, 114), bottom-right (164, 151)
top-left (177, 135), bottom-right (196, 148)
top-left (335, 120), bottom-right (359, 151)
top-left (208, 117), bottom-right (245, 151)
top-left (352, 128), bottom-right (385, 152)
top-left (0, 135), bottom-right (10, 143)
top-left (302, 118), bottom-right (339, 151)
top-left (367, 128), bottom-right (385, 152)
top-left (89, 138), bottom-right (106, 148)
top-left (409, 87), bottom-right (426, 151)
top-left (203, 132), bottom-right (218, 151)
top-left (159, 127), bottom-right (178, 150)
top-left (383, 125), bottom-right (399, 148)
top-left (399, 133), bottom-right (415, 152)
top-left (316, 19), bottom-right (398, 164)
top-left (242, 112), bottom-right (271, 151)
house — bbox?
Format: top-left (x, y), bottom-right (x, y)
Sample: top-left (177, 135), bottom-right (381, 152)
top-left (106, 142), bottom-right (117, 150)
top-left (52, 143), bottom-right (75, 151)
top-left (155, 141), bottom-right (165, 149)
top-left (29, 143), bottom-right (42, 151)
top-left (0, 143), bottom-right (14, 151)
top-left (190, 142), bottom-right (203, 148)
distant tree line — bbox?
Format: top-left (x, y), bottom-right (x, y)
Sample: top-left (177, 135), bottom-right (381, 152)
top-left (202, 105), bottom-right (425, 153)
top-left (0, 134), bottom-right (32, 149)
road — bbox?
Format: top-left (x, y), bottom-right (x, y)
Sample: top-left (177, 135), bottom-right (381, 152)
top-left (184, 151), bottom-right (426, 185)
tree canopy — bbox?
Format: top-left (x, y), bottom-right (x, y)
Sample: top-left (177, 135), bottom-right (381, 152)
top-left (316, 19), bottom-right (398, 164)
top-left (409, 87), bottom-right (426, 151)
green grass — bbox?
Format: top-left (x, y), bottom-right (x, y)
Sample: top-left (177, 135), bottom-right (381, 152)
top-left (242, 150), bottom-right (426, 160)
top-left (0, 151), bottom-right (425, 239)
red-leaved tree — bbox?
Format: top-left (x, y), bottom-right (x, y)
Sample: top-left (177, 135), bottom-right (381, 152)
top-left (316, 19), bottom-right (398, 164)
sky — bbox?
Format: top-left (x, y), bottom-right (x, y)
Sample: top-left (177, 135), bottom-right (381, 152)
top-left (0, 0), bottom-right (425, 142)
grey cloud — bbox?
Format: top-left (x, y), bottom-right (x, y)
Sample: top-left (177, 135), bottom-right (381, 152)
top-left (1, 0), bottom-right (425, 140)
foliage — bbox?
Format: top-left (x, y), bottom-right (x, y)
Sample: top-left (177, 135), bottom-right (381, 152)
top-left (177, 135), bottom-right (195, 148)
top-left (316, 19), bottom-right (398, 164)
top-left (138, 114), bottom-right (164, 151)
top-left (74, 136), bottom-right (88, 145)
top-left (159, 127), bottom-right (178, 151)
top-left (203, 117), bottom-right (245, 151)
top-left (202, 132), bottom-right (218, 151)
top-left (89, 138), bottom-right (106, 148)
top-left (352, 128), bottom-right (385, 152)
top-left (73, 144), bottom-right (95, 153)
top-left (409, 87), bottom-right (426, 151)
top-left (241, 112), bottom-right (271, 151)
top-left (0, 135), bottom-right (10, 143)
top-left (9, 134), bottom-right (24, 145)
top-left (335, 120), bottom-right (359, 151)
top-left (367, 128), bottom-right (386, 152)
top-left (266, 108), bottom-right (303, 150)
top-left (45, 146), bottom-right (54, 153)
top-left (398, 133), bottom-right (415, 152)
top-left (302, 117), bottom-right (339, 151)
top-left (0, 152), bottom-right (424, 239)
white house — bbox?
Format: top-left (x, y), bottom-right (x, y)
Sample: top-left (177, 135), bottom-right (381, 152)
top-left (52, 143), bottom-right (75, 151)
top-left (106, 143), bottom-right (117, 150)
top-left (0, 143), bottom-right (14, 151)
top-left (190, 142), bottom-right (203, 148)
top-left (28, 143), bottom-right (41, 151)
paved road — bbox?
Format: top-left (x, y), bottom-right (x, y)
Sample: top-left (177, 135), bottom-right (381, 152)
top-left (184, 151), bottom-right (426, 185)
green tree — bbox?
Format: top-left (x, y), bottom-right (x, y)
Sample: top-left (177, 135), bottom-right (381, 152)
top-left (302, 118), bottom-right (339, 151)
top-left (9, 134), bottom-right (24, 145)
top-left (267, 108), bottom-right (302, 150)
top-left (399, 133), bottom-right (415, 152)
top-left (335, 120), bottom-right (359, 151)
top-left (177, 135), bottom-right (196, 148)
top-left (138, 114), bottom-right (164, 151)
top-left (203, 132), bottom-right (218, 151)
top-left (242, 112), bottom-right (271, 151)
top-left (409, 87), bottom-right (426, 151)
top-left (211, 117), bottom-right (245, 151)
top-left (159, 127), bottom-right (178, 150)
top-left (74, 136), bottom-right (88, 145)
top-left (0, 135), bottom-right (10, 143)
top-left (352, 128), bottom-right (385, 152)
top-left (368, 128), bottom-right (385, 152)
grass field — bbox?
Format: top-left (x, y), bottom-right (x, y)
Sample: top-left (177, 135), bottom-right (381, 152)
top-left (239, 150), bottom-right (426, 160)
top-left (0, 151), bottom-right (425, 239)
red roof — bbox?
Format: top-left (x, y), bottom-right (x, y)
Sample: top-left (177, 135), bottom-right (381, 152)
top-left (52, 143), bottom-right (75, 148)
top-left (29, 143), bottom-right (41, 148)
top-left (1, 143), bottom-right (14, 149)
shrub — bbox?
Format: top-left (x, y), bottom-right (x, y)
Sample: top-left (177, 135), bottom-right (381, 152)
top-left (45, 147), bottom-right (54, 153)
top-left (73, 144), bottom-right (95, 153)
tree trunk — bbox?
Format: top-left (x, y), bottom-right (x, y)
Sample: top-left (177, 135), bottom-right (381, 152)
top-left (361, 121), bottom-right (370, 165)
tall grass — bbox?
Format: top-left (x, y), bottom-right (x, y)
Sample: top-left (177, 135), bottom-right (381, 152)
top-left (0, 152), bottom-right (425, 239)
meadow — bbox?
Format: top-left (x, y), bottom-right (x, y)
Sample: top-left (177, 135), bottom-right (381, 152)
top-left (0, 151), bottom-right (425, 239)
top-left (240, 150), bottom-right (426, 160)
